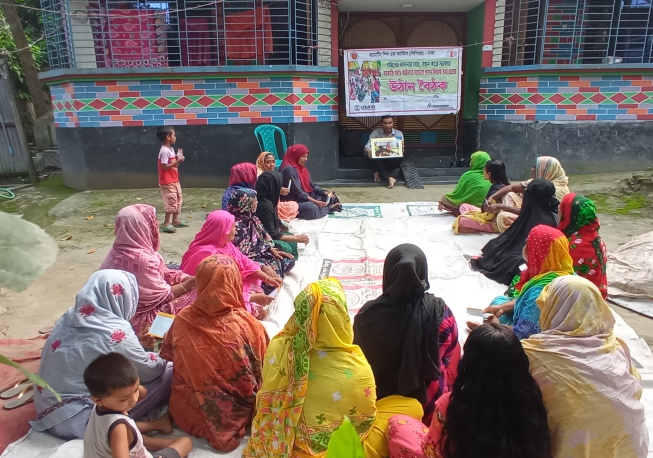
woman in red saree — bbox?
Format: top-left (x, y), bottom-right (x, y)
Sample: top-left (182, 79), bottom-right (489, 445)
top-left (161, 254), bottom-right (269, 452)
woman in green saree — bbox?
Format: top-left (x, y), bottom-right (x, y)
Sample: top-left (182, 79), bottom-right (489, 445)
top-left (438, 151), bottom-right (492, 216)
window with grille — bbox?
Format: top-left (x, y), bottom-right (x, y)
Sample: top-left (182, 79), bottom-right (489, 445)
top-left (493, 0), bottom-right (653, 66)
top-left (41, 0), bottom-right (332, 69)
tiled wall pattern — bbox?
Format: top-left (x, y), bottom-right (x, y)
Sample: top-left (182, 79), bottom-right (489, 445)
top-left (51, 76), bottom-right (338, 128)
top-left (542, 0), bottom-right (586, 65)
top-left (478, 74), bottom-right (653, 121)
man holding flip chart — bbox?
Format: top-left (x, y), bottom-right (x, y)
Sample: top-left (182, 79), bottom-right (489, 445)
top-left (364, 115), bottom-right (404, 189)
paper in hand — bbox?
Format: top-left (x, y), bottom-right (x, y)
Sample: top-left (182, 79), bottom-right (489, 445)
top-left (287, 180), bottom-right (292, 191)
top-left (148, 312), bottom-right (175, 338)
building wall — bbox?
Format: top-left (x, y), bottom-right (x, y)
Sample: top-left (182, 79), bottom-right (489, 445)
top-left (51, 75), bottom-right (338, 127)
top-left (479, 74), bottom-right (653, 121)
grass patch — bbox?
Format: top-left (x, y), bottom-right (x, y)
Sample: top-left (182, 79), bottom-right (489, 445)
top-left (586, 192), bottom-right (650, 216)
top-left (0, 176), bottom-right (78, 229)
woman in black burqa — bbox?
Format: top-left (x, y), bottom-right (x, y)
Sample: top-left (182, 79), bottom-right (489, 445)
top-left (353, 244), bottom-right (461, 424)
top-left (471, 179), bottom-right (560, 285)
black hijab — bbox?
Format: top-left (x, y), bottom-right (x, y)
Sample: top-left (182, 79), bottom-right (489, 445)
top-left (256, 171), bottom-right (284, 239)
top-left (353, 244), bottom-right (445, 404)
top-left (471, 178), bottom-right (559, 285)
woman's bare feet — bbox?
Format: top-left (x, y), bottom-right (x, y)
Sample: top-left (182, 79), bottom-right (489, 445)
top-left (388, 177), bottom-right (396, 189)
top-left (466, 321), bottom-right (482, 332)
top-left (150, 412), bottom-right (173, 435)
top-left (373, 172), bottom-right (380, 183)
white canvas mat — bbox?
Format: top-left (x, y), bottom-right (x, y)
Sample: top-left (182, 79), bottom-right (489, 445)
top-left (4, 202), bottom-right (653, 457)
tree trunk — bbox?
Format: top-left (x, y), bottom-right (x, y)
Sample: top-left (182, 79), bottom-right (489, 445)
top-left (1, 0), bottom-right (51, 120)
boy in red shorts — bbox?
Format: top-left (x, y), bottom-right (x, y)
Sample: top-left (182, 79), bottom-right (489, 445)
top-left (156, 126), bottom-right (187, 233)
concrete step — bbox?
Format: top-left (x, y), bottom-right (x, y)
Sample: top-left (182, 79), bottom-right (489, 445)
top-left (317, 176), bottom-right (462, 187)
top-left (337, 167), bottom-right (467, 180)
top-left (339, 155), bottom-right (460, 169)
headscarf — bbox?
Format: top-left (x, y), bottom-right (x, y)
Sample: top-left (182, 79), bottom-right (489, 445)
top-left (161, 255), bottom-right (268, 452)
top-left (180, 210), bottom-right (261, 281)
top-left (256, 171), bottom-right (283, 237)
top-left (472, 179), bottom-right (560, 285)
top-left (354, 244), bottom-right (445, 405)
top-left (501, 225), bottom-right (575, 339)
top-left (522, 276), bottom-right (648, 458)
top-left (256, 152), bottom-right (274, 176)
top-left (533, 156), bottom-right (570, 202)
top-left (222, 162), bottom-right (259, 210)
top-left (31, 270), bottom-right (166, 432)
top-left (227, 187), bottom-right (275, 258)
top-left (100, 204), bottom-right (184, 316)
top-left (280, 144), bottom-right (312, 193)
top-left (444, 151), bottom-right (492, 207)
top-left (558, 193), bottom-right (608, 298)
top-left (244, 278), bottom-right (377, 457)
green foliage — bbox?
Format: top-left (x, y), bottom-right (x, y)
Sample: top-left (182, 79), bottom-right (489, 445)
top-left (0, 354), bottom-right (61, 401)
top-left (326, 417), bottom-right (365, 458)
top-left (0, 0), bottom-right (46, 99)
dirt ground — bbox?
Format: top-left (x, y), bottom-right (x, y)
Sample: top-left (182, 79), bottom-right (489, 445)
top-left (2, 172), bottom-right (653, 349)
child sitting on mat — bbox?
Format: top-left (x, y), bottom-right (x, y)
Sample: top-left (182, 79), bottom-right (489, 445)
top-left (156, 126), bottom-right (188, 234)
top-left (83, 352), bottom-right (193, 458)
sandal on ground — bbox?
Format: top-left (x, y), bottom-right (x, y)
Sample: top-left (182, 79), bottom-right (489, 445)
top-left (161, 225), bottom-right (176, 233)
top-left (38, 325), bottom-right (53, 335)
top-left (1, 380), bottom-right (32, 399)
top-left (3, 386), bottom-right (34, 410)
top-left (172, 221), bottom-right (189, 228)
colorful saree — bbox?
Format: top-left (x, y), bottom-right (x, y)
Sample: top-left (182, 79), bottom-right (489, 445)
top-left (227, 187), bottom-right (295, 280)
top-left (160, 255), bottom-right (268, 452)
top-left (222, 162), bottom-right (258, 210)
top-left (244, 278), bottom-right (378, 457)
top-left (558, 193), bottom-right (608, 298)
top-left (498, 224), bottom-right (574, 339)
top-left (523, 276), bottom-right (648, 458)
top-left (443, 152), bottom-right (492, 207)
top-left (522, 156), bottom-right (570, 202)
top-left (100, 204), bottom-right (196, 333)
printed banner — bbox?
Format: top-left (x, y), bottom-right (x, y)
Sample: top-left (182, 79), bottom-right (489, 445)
top-left (329, 205), bottom-right (383, 219)
top-left (319, 257), bottom-right (384, 316)
top-left (344, 47), bottom-right (462, 117)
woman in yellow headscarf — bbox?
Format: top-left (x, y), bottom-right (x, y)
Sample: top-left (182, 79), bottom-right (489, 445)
top-left (244, 278), bottom-right (423, 458)
top-left (523, 276), bottom-right (648, 458)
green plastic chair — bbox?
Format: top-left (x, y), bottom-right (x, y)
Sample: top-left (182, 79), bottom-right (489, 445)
top-left (254, 124), bottom-right (288, 168)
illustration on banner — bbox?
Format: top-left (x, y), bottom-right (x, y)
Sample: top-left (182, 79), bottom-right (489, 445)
top-left (345, 47), bottom-right (462, 117)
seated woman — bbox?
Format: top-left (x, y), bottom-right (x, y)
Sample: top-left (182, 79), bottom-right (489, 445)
top-left (180, 210), bottom-right (281, 318)
top-left (279, 144), bottom-right (341, 220)
top-left (256, 151), bottom-right (299, 221)
top-left (453, 159), bottom-right (510, 234)
top-left (161, 255), bottom-right (268, 452)
top-left (470, 224), bottom-right (574, 340)
top-left (558, 193), bottom-right (608, 298)
top-left (256, 170), bottom-right (310, 259)
top-left (523, 276), bottom-right (648, 458)
top-left (488, 156), bottom-right (570, 231)
top-left (30, 270), bottom-right (172, 440)
top-left (221, 162), bottom-right (258, 210)
top-left (100, 204), bottom-right (196, 333)
top-left (226, 187), bottom-right (295, 280)
top-left (354, 244), bottom-right (460, 425)
top-left (470, 179), bottom-right (559, 285)
top-left (244, 278), bottom-right (424, 458)
top-left (387, 324), bottom-right (551, 458)
top-left (438, 151), bottom-right (491, 217)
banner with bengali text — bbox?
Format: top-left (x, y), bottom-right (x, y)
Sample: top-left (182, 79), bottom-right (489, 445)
top-left (344, 47), bottom-right (462, 117)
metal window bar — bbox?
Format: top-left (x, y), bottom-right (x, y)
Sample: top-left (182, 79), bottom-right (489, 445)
top-left (40, 0), bottom-right (330, 69)
top-left (493, 0), bottom-right (653, 66)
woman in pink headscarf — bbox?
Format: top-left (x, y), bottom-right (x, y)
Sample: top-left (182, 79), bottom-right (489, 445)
top-left (279, 144), bottom-right (341, 220)
top-left (180, 210), bottom-right (282, 318)
top-left (100, 204), bottom-right (197, 333)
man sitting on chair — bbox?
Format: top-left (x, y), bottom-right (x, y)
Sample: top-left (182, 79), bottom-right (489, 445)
top-left (364, 115), bottom-right (404, 189)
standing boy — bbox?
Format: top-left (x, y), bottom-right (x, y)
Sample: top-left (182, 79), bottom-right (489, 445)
top-left (156, 126), bottom-right (187, 233)
top-left (83, 352), bottom-right (193, 458)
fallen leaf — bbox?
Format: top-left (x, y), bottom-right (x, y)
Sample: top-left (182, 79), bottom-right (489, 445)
top-left (87, 249), bottom-right (96, 254)
top-left (136, 198), bottom-right (143, 201)
top-left (188, 215), bottom-right (193, 218)
top-left (202, 204), bottom-right (207, 208)
top-left (105, 224), bottom-right (113, 227)
top-left (61, 235), bottom-right (72, 241)
top-left (85, 216), bottom-right (94, 221)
